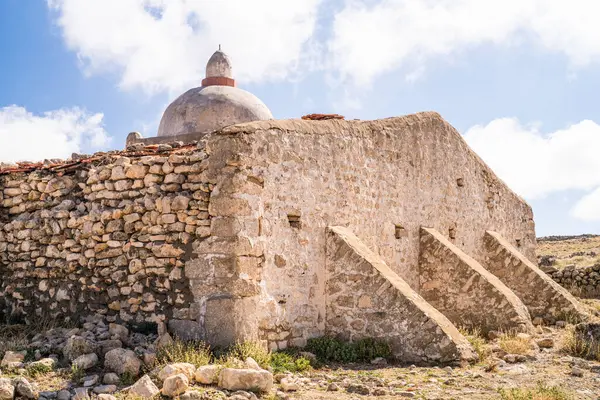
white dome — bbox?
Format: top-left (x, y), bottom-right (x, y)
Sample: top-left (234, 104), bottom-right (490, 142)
top-left (157, 47), bottom-right (273, 137)
top-left (157, 85), bottom-right (273, 137)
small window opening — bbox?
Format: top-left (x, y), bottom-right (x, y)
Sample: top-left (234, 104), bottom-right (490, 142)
top-left (288, 213), bottom-right (301, 229)
top-left (457, 178), bottom-right (464, 187)
top-left (516, 239), bottom-right (522, 248)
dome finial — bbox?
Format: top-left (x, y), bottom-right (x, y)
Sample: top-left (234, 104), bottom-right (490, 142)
top-left (202, 47), bottom-right (235, 87)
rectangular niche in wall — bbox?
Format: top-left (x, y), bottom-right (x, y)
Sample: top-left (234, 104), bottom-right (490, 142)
top-left (395, 224), bottom-right (408, 239)
top-left (449, 227), bottom-right (457, 239)
top-left (288, 213), bottom-right (301, 229)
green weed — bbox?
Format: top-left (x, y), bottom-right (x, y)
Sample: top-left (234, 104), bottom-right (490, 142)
top-left (304, 336), bottom-right (391, 363)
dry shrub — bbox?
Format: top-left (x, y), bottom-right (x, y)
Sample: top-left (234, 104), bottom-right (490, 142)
top-left (498, 382), bottom-right (572, 400)
top-left (458, 327), bottom-right (490, 363)
top-left (0, 324), bottom-right (29, 360)
top-left (559, 325), bottom-right (600, 361)
top-left (498, 332), bottom-right (532, 355)
top-left (0, 314), bottom-right (75, 361)
top-left (154, 340), bottom-right (212, 369)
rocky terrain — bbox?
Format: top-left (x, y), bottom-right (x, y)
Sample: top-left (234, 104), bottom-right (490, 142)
top-left (1, 313), bottom-right (600, 400)
top-left (537, 235), bottom-right (600, 271)
top-left (538, 235), bottom-right (600, 299)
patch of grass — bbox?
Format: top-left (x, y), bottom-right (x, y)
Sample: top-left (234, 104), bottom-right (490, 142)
top-left (498, 382), bottom-right (573, 400)
top-left (559, 325), bottom-right (600, 361)
top-left (154, 340), bottom-right (212, 369)
top-left (114, 393), bottom-right (161, 400)
top-left (70, 364), bottom-right (85, 383)
top-left (219, 341), bottom-right (271, 369)
top-left (459, 327), bottom-right (490, 363)
top-left (29, 370), bottom-right (70, 392)
top-left (120, 371), bottom-right (138, 386)
top-left (269, 352), bottom-right (311, 374)
top-left (304, 336), bottom-right (391, 363)
top-left (26, 362), bottom-right (54, 378)
top-left (215, 342), bottom-right (313, 373)
top-left (499, 333), bottom-right (532, 355)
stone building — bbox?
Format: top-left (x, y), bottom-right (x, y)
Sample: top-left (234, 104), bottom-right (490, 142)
top-left (0, 49), bottom-right (588, 364)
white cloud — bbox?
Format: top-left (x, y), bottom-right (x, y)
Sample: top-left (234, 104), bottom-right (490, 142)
top-left (47, 0), bottom-right (322, 95)
top-left (463, 118), bottom-right (600, 221)
top-left (464, 118), bottom-right (600, 199)
top-left (0, 106), bottom-right (111, 163)
top-left (572, 188), bottom-right (600, 222)
top-left (328, 0), bottom-right (600, 86)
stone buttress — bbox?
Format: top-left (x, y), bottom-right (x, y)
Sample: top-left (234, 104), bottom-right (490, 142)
top-left (483, 231), bottom-right (587, 324)
top-left (419, 227), bottom-right (533, 333)
top-left (325, 226), bottom-right (476, 364)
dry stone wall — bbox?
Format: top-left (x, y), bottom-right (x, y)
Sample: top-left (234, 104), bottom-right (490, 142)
top-left (0, 144), bottom-right (213, 331)
top-left (550, 265), bottom-right (600, 299)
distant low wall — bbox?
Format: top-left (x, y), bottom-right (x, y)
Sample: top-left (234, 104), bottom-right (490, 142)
top-left (550, 265), bottom-right (600, 299)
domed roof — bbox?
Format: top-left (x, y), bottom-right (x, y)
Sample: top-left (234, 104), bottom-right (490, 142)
top-left (157, 86), bottom-right (273, 137)
top-left (157, 47), bottom-right (273, 137)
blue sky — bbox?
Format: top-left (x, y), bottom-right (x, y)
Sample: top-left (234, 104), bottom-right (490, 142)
top-left (1, 0), bottom-right (600, 236)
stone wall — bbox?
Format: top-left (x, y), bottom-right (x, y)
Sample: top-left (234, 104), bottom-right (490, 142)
top-left (325, 226), bottom-right (476, 364)
top-left (0, 112), bottom-right (539, 352)
top-left (550, 265), bottom-right (600, 299)
top-left (219, 112), bottom-right (536, 346)
top-left (0, 144), bottom-right (213, 331)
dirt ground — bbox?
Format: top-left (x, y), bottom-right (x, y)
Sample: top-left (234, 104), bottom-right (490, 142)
top-left (271, 321), bottom-right (600, 399)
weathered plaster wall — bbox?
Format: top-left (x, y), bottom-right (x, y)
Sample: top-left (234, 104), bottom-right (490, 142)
top-left (0, 145), bottom-right (215, 334)
top-left (484, 231), bottom-right (586, 323)
top-left (325, 226), bottom-right (476, 364)
top-left (219, 112), bottom-right (536, 346)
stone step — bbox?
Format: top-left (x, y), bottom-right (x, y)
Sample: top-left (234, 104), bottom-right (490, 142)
top-left (419, 227), bottom-right (533, 334)
top-left (325, 226), bottom-right (477, 364)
